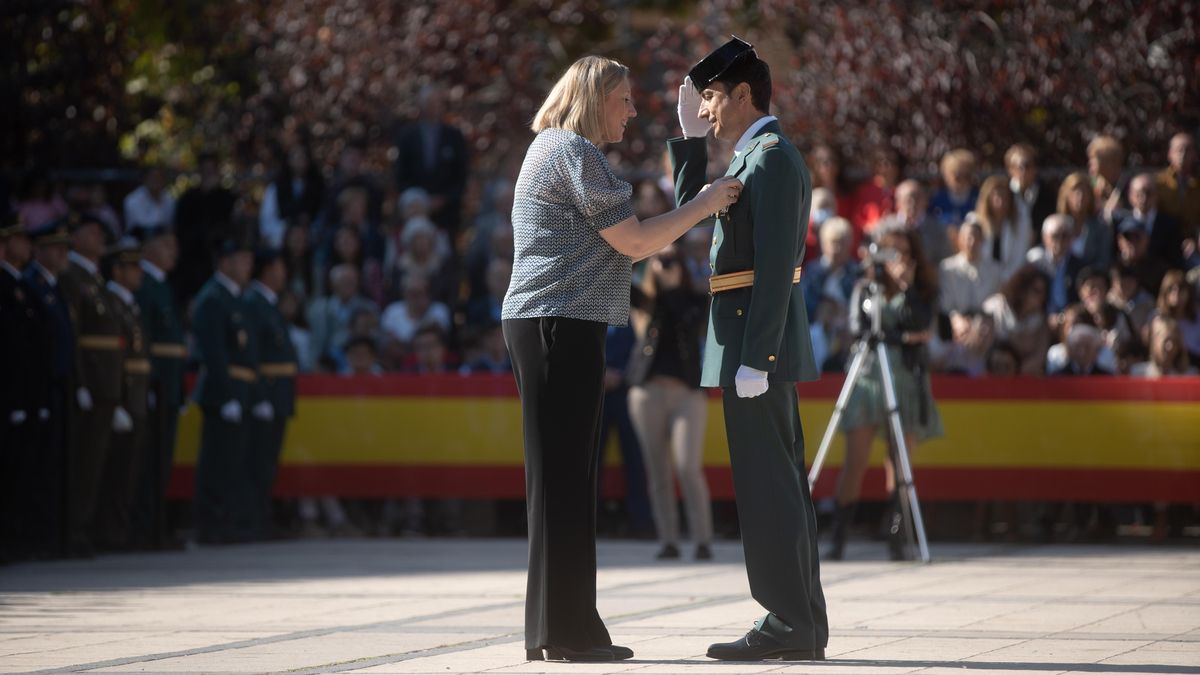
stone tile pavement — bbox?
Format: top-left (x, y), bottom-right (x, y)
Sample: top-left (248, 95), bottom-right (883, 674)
top-left (1, 539), bottom-right (1197, 674)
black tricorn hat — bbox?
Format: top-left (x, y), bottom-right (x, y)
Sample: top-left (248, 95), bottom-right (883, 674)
top-left (0, 211), bottom-right (25, 239)
top-left (104, 236), bottom-right (142, 266)
top-left (688, 36), bottom-right (757, 90)
top-left (213, 237), bottom-right (253, 260)
top-left (31, 220), bottom-right (70, 246)
top-left (253, 246), bottom-right (283, 278)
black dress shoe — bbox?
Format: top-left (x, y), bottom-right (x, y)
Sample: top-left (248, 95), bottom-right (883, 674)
top-left (655, 543), bottom-right (680, 560)
top-left (604, 644), bottom-right (634, 660)
top-left (526, 646), bottom-right (614, 662)
top-left (695, 544), bottom-right (713, 560)
top-left (707, 629), bottom-right (825, 661)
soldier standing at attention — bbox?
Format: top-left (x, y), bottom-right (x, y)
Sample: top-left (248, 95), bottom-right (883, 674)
top-left (669, 38), bottom-right (828, 660)
top-left (59, 213), bottom-right (124, 557)
top-left (22, 221), bottom-right (74, 558)
top-left (245, 248), bottom-right (298, 539)
top-left (0, 216), bottom-right (40, 559)
top-left (132, 225), bottom-right (186, 549)
top-left (191, 239), bottom-right (257, 544)
top-left (96, 238), bottom-right (149, 551)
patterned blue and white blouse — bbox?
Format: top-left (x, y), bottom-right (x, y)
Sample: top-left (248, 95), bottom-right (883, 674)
top-left (502, 128), bottom-right (635, 326)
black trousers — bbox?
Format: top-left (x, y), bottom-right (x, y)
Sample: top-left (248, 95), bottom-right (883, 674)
top-left (248, 416), bottom-right (288, 538)
top-left (503, 316), bottom-right (613, 651)
top-left (194, 409), bottom-right (251, 543)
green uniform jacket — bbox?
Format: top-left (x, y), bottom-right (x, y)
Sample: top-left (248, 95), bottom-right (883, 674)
top-left (110, 292), bottom-right (150, 417)
top-left (245, 285), bottom-right (297, 418)
top-left (667, 120), bottom-right (819, 387)
top-left (135, 269), bottom-right (186, 410)
top-left (59, 260), bottom-right (123, 404)
top-left (191, 277), bottom-right (256, 409)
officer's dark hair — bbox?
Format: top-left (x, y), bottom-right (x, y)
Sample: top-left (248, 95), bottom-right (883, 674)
top-left (713, 57), bottom-right (772, 114)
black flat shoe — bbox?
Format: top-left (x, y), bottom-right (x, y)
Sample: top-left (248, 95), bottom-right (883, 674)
top-left (525, 646), bottom-right (615, 662)
top-left (695, 543), bottom-right (713, 560)
top-left (707, 629), bottom-right (825, 661)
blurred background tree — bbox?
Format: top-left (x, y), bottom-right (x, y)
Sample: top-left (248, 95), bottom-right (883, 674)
top-left (3, 0), bottom-right (1197, 178)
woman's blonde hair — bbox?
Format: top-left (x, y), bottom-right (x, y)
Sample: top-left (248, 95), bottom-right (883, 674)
top-left (1056, 171), bottom-right (1095, 217)
top-left (974, 174), bottom-right (1014, 238)
top-left (532, 55), bottom-right (629, 145)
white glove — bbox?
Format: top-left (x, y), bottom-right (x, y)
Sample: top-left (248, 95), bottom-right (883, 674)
top-left (9, 410), bottom-right (27, 425)
top-left (112, 406), bottom-right (133, 433)
top-left (38, 408), bottom-right (49, 421)
top-left (734, 365), bottom-right (769, 399)
top-left (677, 76), bottom-right (713, 138)
top-left (220, 399), bottom-right (242, 423)
top-left (76, 387), bottom-right (93, 411)
top-left (252, 400), bottom-right (275, 421)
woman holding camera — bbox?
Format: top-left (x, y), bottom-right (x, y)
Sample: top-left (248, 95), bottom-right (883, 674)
top-left (828, 225), bottom-right (942, 561)
top-left (627, 244), bottom-right (713, 562)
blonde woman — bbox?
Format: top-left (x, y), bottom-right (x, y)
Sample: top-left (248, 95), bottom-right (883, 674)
top-left (1057, 171), bottom-right (1113, 271)
top-left (975, 174), bottom-right (1032, 278)
top-left (502, 55), bottom-right (740, 662)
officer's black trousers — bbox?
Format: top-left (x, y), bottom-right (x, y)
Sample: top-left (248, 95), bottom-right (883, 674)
top-left (98, 418), bottom-right (147, 549)
top-left (67, 399), bottom-right (115, 551)
top-left (195, 410), bottom-right (249, 542)
top-left (133, 393), bottom-right (179, 546)
top-left (503, 316), bottom-right (613, 651)
top-left (248, 417), bottom-right (287, 538)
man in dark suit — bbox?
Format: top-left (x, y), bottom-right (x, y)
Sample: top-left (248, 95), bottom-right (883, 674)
top-left (22, 221), bottom-right (75, 558)
top-left (668, 38), bottom-right (827, 661)
top-left (191, 239), bottom-right (257, 544)
top-left (59, 213), bottom-right (124, 556)
top-left (244, 248), bottom-right (298, 539)
top-left (394, 85), bottom-right (468, 238)
top-left (1006, 143), bottom-right (1059, 244)
top-left (1127, 173), bottom-right (1185, 269)
top-left (132, 225), bottom-right (186, 548)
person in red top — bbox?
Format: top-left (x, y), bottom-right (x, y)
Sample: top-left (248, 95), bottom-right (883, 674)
top-left (851, 148), bottom-right (903, 235)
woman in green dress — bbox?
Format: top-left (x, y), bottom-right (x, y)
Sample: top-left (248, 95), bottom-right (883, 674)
top-left (828, 225), bottom-right (943, 561)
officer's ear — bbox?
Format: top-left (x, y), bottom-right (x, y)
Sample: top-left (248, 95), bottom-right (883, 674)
top-left (733, 82), bottom-right (752, 108)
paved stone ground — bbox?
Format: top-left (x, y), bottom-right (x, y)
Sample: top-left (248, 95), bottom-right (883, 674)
top-left (1, 539), bottom-right (1197, 674)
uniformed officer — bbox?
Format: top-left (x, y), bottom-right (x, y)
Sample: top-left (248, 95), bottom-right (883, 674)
top-left (22, 220), bottom-right (75, 558)
top-left (245, 248), bottom-right (298, 539)
top-left (668, 38), bottom-right (828, 660)
top-left (96, 237), bottom-right (150, 551)
top-left (58, 213), bottom-right (124, 557)
top-left (131, 225), bottom-right (186, 549)
top-left (191, 238), bottom-right (257, 544)
top-left (0, 215), bottom-right (40, 559)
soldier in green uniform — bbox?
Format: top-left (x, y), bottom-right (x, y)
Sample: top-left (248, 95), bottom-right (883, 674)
top-left (96, 237), bottom-right (149, 550)
top-left (131, 225), bottom-right (186, 549)
top-left (245, 248), bottom-right (298, 539)
top-left (667, 38), bottom-right (828, 660)
top-left (58, 213), bottom-right (124, 556)
top-left (191, 238), bottom-right (257, 544)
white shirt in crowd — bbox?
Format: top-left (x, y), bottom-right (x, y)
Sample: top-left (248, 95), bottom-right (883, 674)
top-left (123, 186), bottom-right (176, 231)
top-left (982, 218), bottom-right (1033, 279)
top-left (938, 252), bottom-right (1003, 315)
top-left (380, 301), bottom-right (451, 343)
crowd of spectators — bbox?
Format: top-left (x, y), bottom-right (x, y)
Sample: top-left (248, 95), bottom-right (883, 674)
top-left (5, 105), bottom-right (1199, 547)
